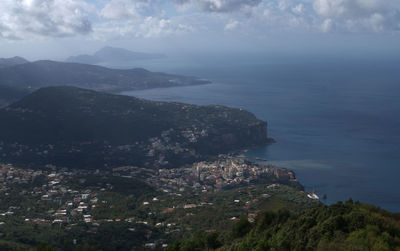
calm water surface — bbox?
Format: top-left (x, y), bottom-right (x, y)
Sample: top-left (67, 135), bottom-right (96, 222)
top-left (117, 54), bottom-right (400, 212)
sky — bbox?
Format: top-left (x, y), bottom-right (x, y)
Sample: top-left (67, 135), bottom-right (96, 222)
top-left (0, 0), bottom-right (399, 60)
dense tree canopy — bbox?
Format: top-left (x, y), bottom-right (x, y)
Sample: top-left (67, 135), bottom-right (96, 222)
top-left (169, 200), bottom-right (400, 251)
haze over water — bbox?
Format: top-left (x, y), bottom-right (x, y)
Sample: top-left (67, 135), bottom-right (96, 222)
top-left (120, 53), bottom-right (400, 212)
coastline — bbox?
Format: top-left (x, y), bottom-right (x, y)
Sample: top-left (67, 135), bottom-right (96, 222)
top-left (118, 80), bottom-right (213, 95)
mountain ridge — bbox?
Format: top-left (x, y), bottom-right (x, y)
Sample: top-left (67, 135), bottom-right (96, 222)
top-left (0, 60), bottom-right (210, 93)
top-left (0, 86), bottom-right (269, 169)
top-left (0, 85), bottom-right (29, 107)
top-left (0, 56), bottom-right (29, 68)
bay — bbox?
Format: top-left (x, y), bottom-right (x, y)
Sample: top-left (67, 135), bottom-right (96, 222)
top-left (118, 54), bottom-right (400, 212)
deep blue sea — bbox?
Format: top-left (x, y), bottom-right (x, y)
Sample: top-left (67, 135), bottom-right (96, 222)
top-left (113, 53), bottom-right (400, 212)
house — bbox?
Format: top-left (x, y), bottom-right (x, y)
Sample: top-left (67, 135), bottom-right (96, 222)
top-left (183, 204), bottom-right (197, 209)
top-left (81, 194), bottom-right (90, 200)
top-left (55, 210), bottom-right (67, 216)
top-left (83, 215), bottom-right (93, 223)
top-left (144, 243), bottom-right (156, 249)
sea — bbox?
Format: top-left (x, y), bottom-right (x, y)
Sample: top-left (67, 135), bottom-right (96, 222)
top-left (106, 52), bottom-right (400, 212)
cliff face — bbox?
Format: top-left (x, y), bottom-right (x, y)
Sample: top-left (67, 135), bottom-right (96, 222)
top-left (0, 86), bottom-right (269, 169)
top-left (194, 119), bottom-right (268, 154)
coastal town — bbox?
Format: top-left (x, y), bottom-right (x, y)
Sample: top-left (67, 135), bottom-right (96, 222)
top-left (0, 155), bottom-right (307, 220)
top-left (0, 156), bottom-right (318, 249)
top-left (146, 155), bottom-right (300, 193)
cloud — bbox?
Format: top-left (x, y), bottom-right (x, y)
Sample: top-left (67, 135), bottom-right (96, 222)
top-left (321, 18), bottom-right (334, 32)
top-left (100, 0), bottom-right (153, 20)
top-left (292, 4), bottom-right (306, 15)
top-left (97, 0), bottom-right (193, 39)
top-left (224, 20), bottom-right (240, 30)
top-left (94, 16), bottom-right (193, 40)
top-left (245, 0), bottom-right (400, 33)
top-left (173, 0), bottom-right (262, 13)
top-left (1, 0), bottom-right (399, 41)
top-left (0, 0), bottom-right (93, 40)
top-left (138, 16), bottom-right (193, 38)
top-left (313, 0), bottom-right (400, 32)
top-left (250, 1), bottom-right (317, 32)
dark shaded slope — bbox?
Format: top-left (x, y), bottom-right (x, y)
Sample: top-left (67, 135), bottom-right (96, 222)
top-left (0, 86), bottom-right (268, 169)
top-left (0, 85), bottom-right (29, 107)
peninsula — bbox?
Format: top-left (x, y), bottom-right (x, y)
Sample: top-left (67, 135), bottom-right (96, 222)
top-left (0, 86), bottom-right (270, 169)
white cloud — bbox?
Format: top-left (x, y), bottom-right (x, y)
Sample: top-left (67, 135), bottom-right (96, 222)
top-left (96, 0), bottom-right (193, 39)
top-left (94, 16), bottom-right (193, 40)
top-left (225, 20), bottom-right (240, 30)
top-left (313, 0), bottom-right (400, 32)
top-left (321, 18), bottom-right (334, 32)
top-left (1, 0), bottom-right (400, 42)
top-left (173, 0), bottom-right (262, 13)
top-left (139, 16), bottom-right (193, 38)
top-left (252, 1), bottom-right (317, 32)
top-left (292, 4), bottom-right (305, 15)
top-left (100, 0), bottom-right (153, 20)
top-left (0, 0), bottom-right (93, 40)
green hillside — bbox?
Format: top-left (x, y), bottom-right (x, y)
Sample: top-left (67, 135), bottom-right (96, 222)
top-left (168, 200), bottom-right (400, 251)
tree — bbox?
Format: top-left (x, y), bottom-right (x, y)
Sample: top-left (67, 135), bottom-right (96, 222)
top-left (36, 243), bottom-right (55, 251)
top-left (232, 218), bottom-right (252, 238)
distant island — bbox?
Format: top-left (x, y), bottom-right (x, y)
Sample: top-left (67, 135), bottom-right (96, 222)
top-left (66, 46), bottom-right (166, 64)
top-left (0, 86), bottom-right (270, 169)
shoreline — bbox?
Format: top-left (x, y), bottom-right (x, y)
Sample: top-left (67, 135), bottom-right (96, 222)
top-left (118, 80), bottom-right (213, 95)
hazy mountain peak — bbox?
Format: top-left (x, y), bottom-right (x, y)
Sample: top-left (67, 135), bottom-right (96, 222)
top-left (0, 56), bottom-right (29, 68)
top-left (66, 46), bottom-right (166, 64)
top-left (94, 46), bottom-right (130, 55)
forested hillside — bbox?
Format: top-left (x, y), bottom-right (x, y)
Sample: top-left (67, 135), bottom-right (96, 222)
top-left (168, 200), bottom-right (400, 251)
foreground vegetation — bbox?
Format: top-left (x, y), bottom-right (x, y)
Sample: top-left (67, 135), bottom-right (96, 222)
top-left (168, 200), bottom-right (400, 251)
